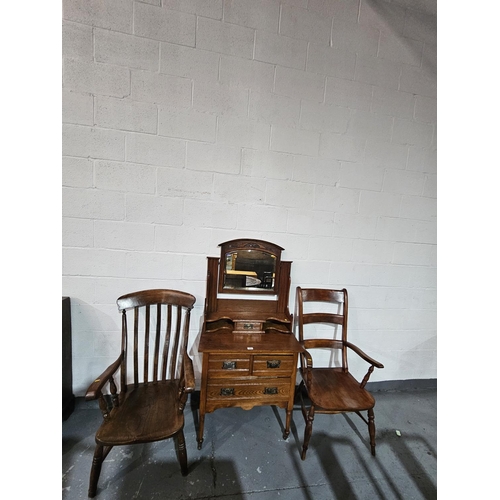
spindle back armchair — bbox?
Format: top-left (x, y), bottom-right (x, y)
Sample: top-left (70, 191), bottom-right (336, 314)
top-left (85, 289), bottom-right (196, 497)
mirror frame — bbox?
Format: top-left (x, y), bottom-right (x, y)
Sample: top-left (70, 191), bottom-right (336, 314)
top-left (217, 239), bottom-right (284, 295)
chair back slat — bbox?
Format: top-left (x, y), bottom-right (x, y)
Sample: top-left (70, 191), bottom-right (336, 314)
top-left (302, 312), bottom-right (343, 325)
top-left (116, 289), bottom-right (196, 389)
top-left (302, 339), bottom-right (343, 350)
top-left (153, 305), bottom-right (162, 383)
top-left (161, 304), bottom-right (173, 381)
top-left (120, 311), bottom-right (127, 392)
top-left (133, 307), bottom-right (139, 386)
top-left (169, 306), bottom-right (182, 380)
top-left (300, 288), bottom-right (345, 304)
top-left (143, 305), bottom-right (150, 383)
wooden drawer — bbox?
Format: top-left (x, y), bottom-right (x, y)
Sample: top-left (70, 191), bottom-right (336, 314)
top-left (207, 378), bottom-right (291, 401)
top-left (252, 355), bottom-right (295, 376)
top-left (207, 354), bottom-right (251, 378)
top-left (233, 321), bottom-right (263, 333)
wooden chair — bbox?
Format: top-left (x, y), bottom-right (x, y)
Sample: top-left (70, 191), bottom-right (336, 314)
top-left (294, 287), bottom-right (384, 460)
top-left (85, 289), bottom-right (196, 497)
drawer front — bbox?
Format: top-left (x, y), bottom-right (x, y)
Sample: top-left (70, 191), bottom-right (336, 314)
top-left (252, 355), bottom-right (295, 376)
top-left (208, 354), bottom-right (251, 378)
top-left (234, 321), bottom-right (263, 332)
top-left (207, 378), bottom-right (291, 401)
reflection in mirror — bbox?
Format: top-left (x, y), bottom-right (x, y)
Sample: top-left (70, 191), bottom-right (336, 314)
top-left (223, 250), bottom-right (276, 291)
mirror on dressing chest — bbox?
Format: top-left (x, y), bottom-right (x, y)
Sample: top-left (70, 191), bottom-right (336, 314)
top-left (204, 238), bottom-right (293, 334)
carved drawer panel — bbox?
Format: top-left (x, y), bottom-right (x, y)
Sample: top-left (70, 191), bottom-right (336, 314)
top-left (233, 321), bottom-right (263, 332)
top-left (207, 354), bottom-right (251, 377)
top-left (207, 378), bottom-right (291, 401)
top-left (252, 355), bottom-right (294, 376)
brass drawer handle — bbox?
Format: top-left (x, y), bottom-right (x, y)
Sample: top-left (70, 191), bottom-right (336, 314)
top-left (264, 387), bottom-right (278, 395)
top-left (243, 323), bottom-right (254, 329)
top-left (220, 388), bottom-right (235, 396)
top-left (222, 361), bottom-right (236, 370)
top-left (267, 360), bottom-right (281, 369)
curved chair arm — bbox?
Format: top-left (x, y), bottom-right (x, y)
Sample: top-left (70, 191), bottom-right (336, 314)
top-left (345, 341), bottom-right (383, 389)
top-left (182, 352), bottom-right (195, 394)
top-left (85, 354), bottom-right (123, 401)
top-left (177, 352), bottom-right (195, 411)
top-left (299, 348), bottom-right (314, 387)
top-left (345, 341), bottom-right (384, 369)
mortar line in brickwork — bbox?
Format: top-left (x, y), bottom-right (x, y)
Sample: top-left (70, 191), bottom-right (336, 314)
top-left (92, 26), bottom-right (96, 62)
top-left (252, 29), bottom-right (256, 61)
top-left (278, 3), bottom-right (282, 35)
top-left (132, 0), bottom-right (135, 37)
top-left (157, 38), bottom-right (161, 74)
top-left (329, 16), bottom-right (334, 48)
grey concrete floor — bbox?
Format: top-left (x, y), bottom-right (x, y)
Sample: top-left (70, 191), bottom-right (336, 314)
top-left (62, 388), bottom-right (436, 499)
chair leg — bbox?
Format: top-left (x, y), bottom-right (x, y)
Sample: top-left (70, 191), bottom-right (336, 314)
top-left (88, 443), bottom-right (104, 498)
top-left (368, 408), bottom-right (376, 456)
top-left (301, 405), bottom-right (315, 460)
top-left (175, 429), bottom-right (189, 476)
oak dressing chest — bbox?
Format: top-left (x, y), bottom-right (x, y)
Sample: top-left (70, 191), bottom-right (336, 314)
top-left (197, 239), bottom-right (302, 449)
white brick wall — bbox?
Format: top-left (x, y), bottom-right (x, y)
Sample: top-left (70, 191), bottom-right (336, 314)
top-left (62, 0), bottom-right (437, 395)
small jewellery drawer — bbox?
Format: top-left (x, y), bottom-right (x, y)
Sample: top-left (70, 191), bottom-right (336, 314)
top-left (208, 354), bottom-right (251, 377)
top-left (207, 378), bottom-right (291, 401)
top-left (234, 321), bottom-right (263, 332)
top-left (252, 355), bottom-right (294, 376)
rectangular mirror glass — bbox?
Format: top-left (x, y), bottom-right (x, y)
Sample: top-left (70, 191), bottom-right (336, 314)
top-left (223, 249), bottom-right (277, 291)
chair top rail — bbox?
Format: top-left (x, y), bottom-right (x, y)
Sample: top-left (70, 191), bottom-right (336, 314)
top-left (117, 289), bottom-right (196, 311)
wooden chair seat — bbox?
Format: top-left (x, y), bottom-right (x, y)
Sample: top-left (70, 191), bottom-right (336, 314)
top-left (96, 381), bottom-right (183, 446)
top-left (301, 368), bottom-right (375, 412)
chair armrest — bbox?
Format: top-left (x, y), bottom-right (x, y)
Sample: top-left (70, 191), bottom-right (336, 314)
top-left (182, 352), bottom-right (195, 393)
top-left (345, 341), bottom-right (384, 369)
top-left (299, 348), bottom-right (313, 386)
top-left (300, 348), bottom-right (313, 369)
top-left (85, 354), bottom-right (123, 401)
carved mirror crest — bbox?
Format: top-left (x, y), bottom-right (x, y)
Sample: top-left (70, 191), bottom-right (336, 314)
top-left (217, 239), bottom-right (283, 294)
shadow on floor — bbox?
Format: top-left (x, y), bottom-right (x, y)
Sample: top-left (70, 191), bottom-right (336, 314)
top-left (63, 389), bottom-right (437, 499)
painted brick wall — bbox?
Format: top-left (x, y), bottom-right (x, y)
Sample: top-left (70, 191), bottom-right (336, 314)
top-left (62, 0), bottom-right (437, 396)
